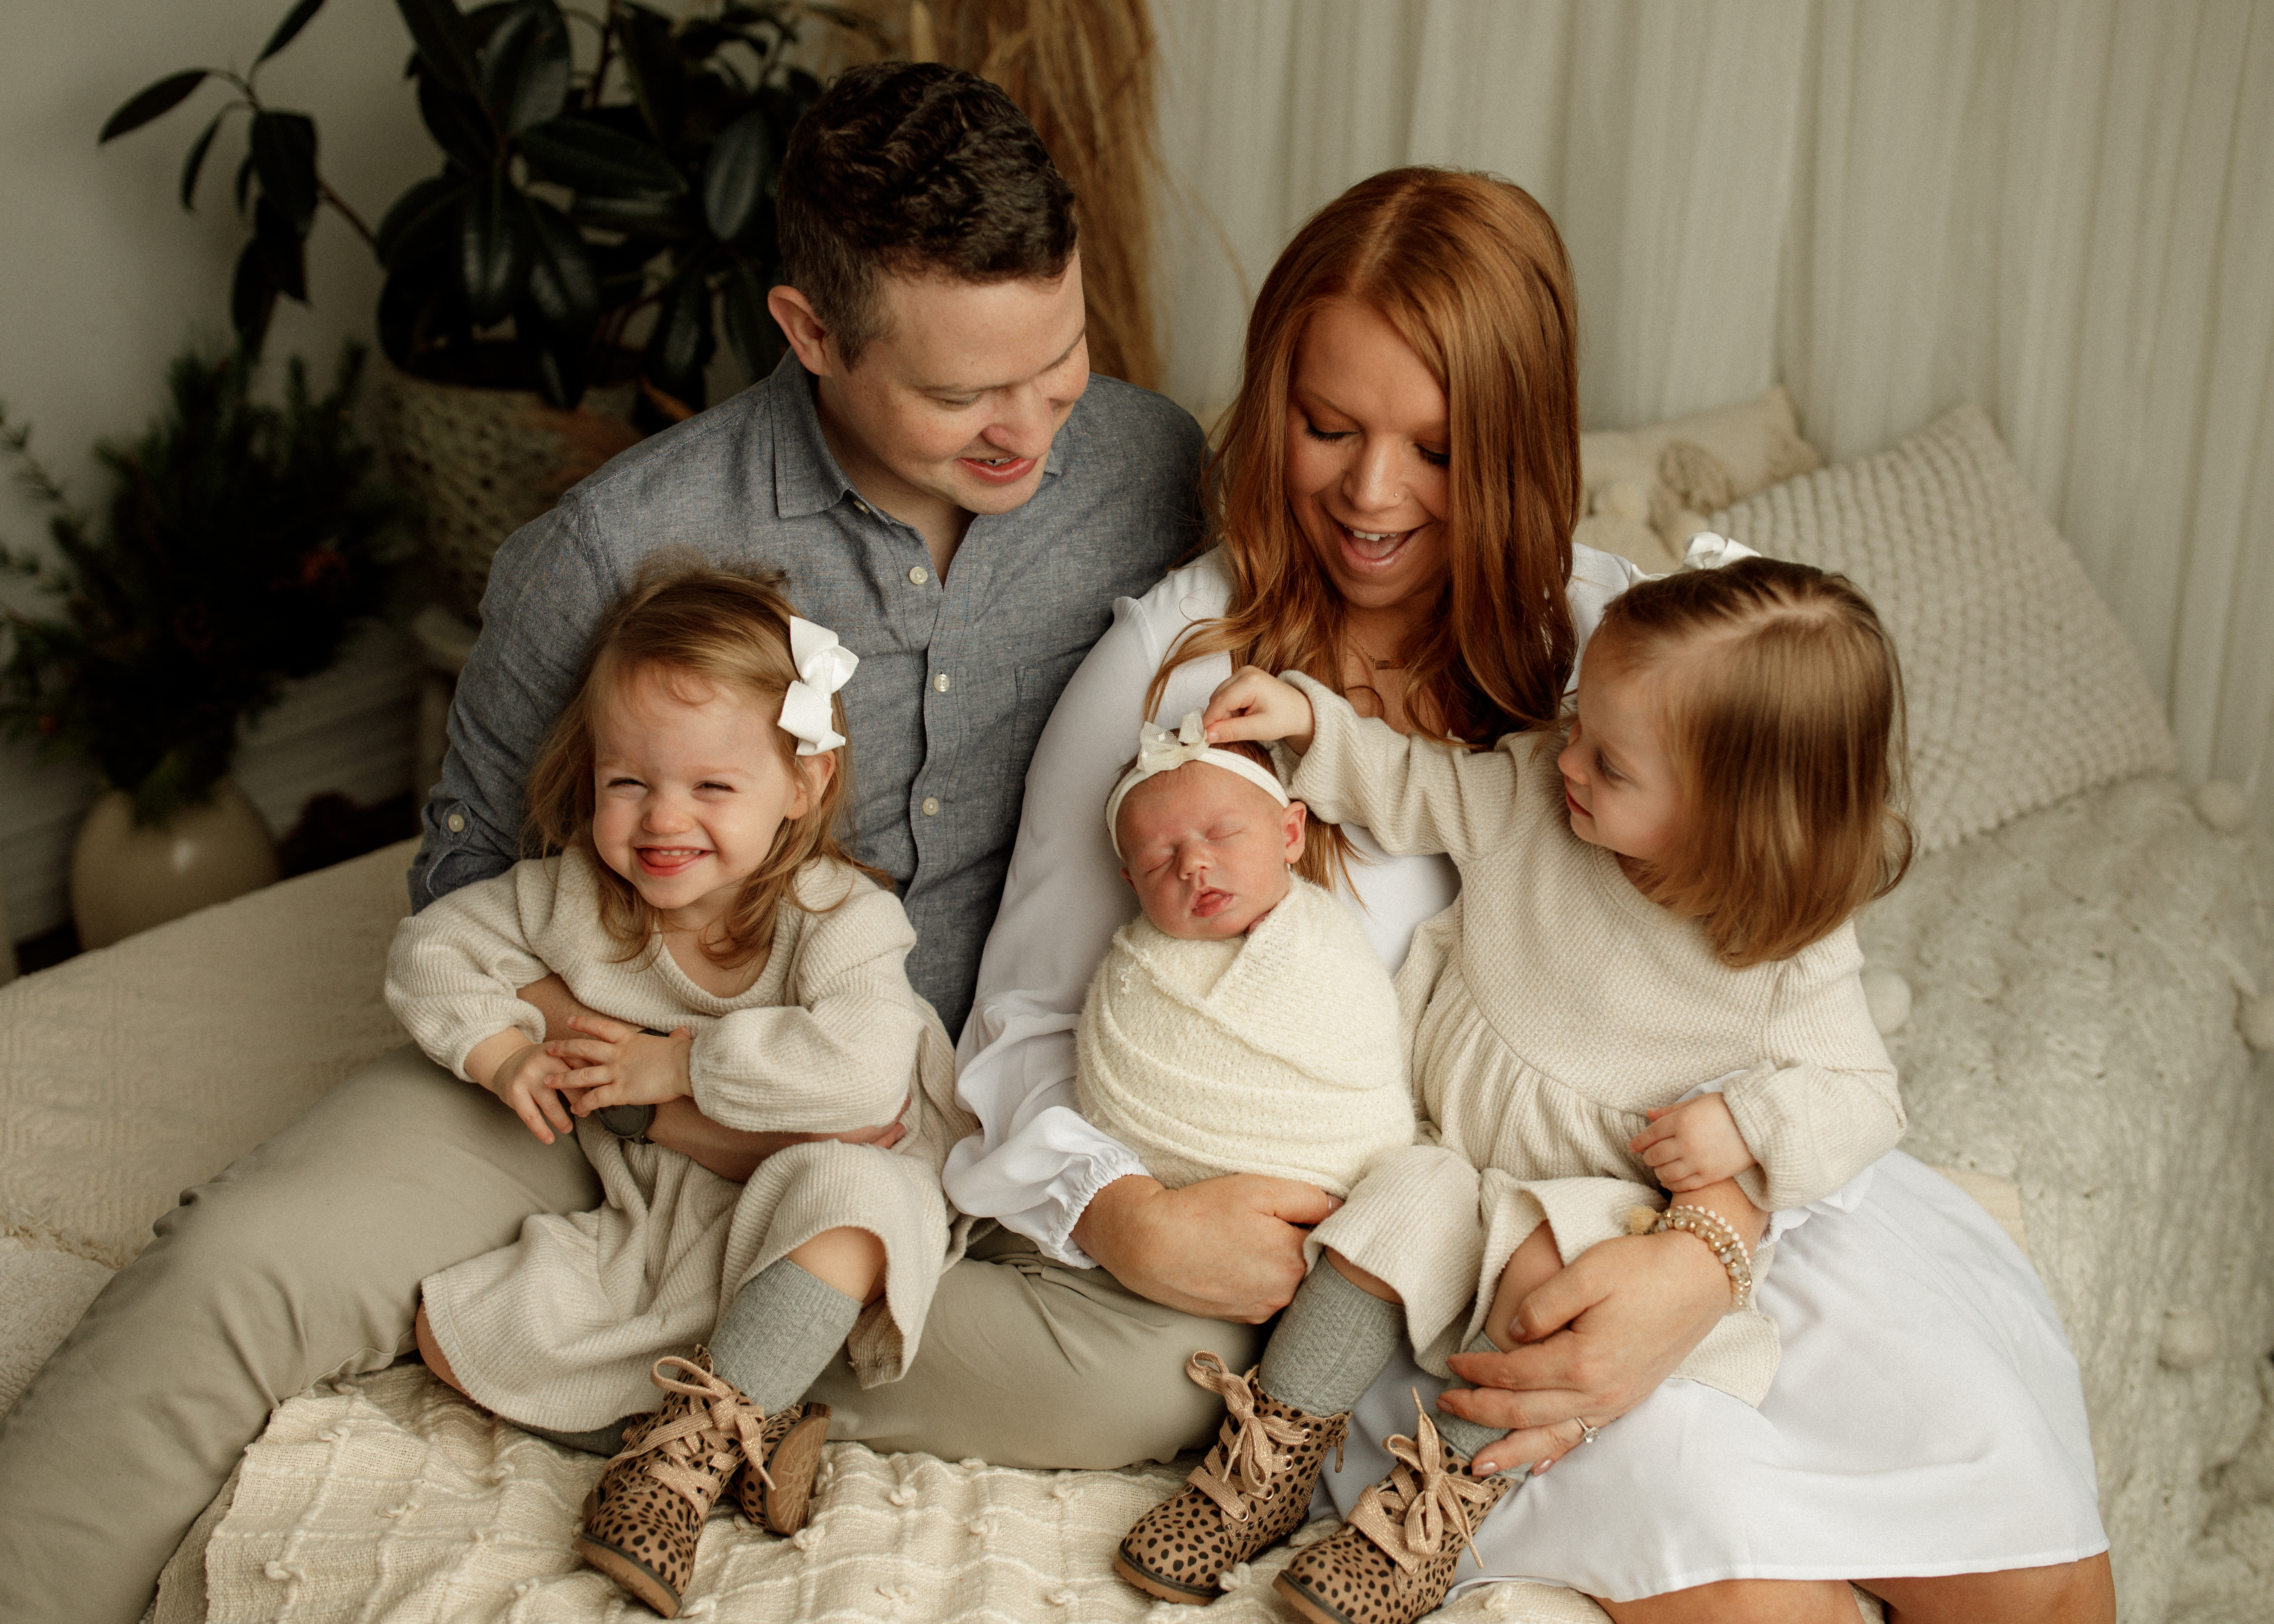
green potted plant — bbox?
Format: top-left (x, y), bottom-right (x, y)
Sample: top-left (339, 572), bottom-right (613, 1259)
top-left (102, 0), bottom-right (868, 619)
top-left (0, 345), bottom-right (405, 948)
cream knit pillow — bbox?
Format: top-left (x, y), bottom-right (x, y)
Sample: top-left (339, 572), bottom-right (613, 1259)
top-left (1708, 404), bottom-right (2175, 855)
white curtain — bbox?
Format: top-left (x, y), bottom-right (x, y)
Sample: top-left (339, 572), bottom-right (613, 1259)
top-left (1150, 0), bottom-right (2274, 826)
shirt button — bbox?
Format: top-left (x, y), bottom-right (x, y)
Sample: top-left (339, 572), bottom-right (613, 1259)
top-left (921, 797), bottom-right (940, 817)
top-left (853, 498), bottom-right (872, 515)
top-left (446, 814), bottom-right (466, 833)
top-left (907, 565), bottom-right (928, 585)
top-left (933, 672), bottom-right (951, 693)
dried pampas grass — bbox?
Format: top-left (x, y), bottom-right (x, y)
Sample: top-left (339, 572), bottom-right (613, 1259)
top-left (843, 0), bottom-right (1162, 390)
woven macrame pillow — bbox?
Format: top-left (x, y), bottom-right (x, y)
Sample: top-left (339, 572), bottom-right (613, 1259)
top-left (1708, 403), bottom-right (2175, 855)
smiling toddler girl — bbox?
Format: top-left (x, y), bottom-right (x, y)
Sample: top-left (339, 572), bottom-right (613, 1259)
top-left (385, 562), bottom-right (972, 1617)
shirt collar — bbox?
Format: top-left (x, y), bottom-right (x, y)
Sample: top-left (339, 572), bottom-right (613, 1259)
top-left (768, 350), bottom-right (1077, 521)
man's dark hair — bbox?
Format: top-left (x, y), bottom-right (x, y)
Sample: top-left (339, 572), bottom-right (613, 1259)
top-left (776, 62), bottom-right (1078, 367)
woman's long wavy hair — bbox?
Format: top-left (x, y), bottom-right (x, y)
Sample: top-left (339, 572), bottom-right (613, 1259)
top-left (1592, 558), bottom-right (1914, 968)
top-left (1149, 167), bottom-right (1584, 888)
top-left (523, 559), bottom-right (883, 970)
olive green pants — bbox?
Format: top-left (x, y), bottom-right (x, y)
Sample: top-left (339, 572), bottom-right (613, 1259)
top-left (0, 1045), bottom-right (1258, 1624)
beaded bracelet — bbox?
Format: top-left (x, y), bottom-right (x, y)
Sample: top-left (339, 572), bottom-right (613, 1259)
top-left (1627, 1203), bottom-right (1755, 1310)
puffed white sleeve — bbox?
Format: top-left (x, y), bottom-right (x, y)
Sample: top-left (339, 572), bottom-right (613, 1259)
top-left (944, 574), bottom-right (1231, 1265)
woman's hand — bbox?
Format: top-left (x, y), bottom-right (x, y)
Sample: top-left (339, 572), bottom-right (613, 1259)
top-left (1440, 1180), bottom-right (1766, 1472)
top-left (1074, 1173), bottom-right (1339, 1322)
top-left (1205, 666), bottom-right (1316, 754)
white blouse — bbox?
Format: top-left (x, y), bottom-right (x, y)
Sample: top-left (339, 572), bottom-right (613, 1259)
top-left (942, 545), bottom-right (1636, 1264)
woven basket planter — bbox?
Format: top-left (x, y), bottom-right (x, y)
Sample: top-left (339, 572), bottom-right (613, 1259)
top-left (376, 362), bottom-right (644, 622)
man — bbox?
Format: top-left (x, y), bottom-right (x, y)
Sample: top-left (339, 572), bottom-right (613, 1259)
top-left (0, 64), bottom-right (1276, 1624)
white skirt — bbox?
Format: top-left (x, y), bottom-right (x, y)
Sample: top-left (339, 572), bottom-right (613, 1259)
top-left (1320, 1152), bottom-right (2109, 1602)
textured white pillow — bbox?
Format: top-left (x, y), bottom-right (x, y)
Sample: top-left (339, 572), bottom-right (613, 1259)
top-left (1708, 404), bottom-right (2175, 855)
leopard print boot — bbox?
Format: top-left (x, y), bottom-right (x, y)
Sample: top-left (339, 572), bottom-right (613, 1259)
top-left (1114, 1351), bottom-right (1350, 1605)
top-left (1272, 1395), bottom-right (1515, 1624)
top-left (729, 1400), bottom-right (835, 1535)
top-left (574, 1349), bottom-right (773, 1617)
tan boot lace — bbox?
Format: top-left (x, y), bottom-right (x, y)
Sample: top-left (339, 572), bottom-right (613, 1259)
top-left (1183, 1351), bottom-right (1322, 1524)
top-left (603, 1353), bottom-right (775, 1511)
top-left (1344, 1398), bottom-right (1501, 1576)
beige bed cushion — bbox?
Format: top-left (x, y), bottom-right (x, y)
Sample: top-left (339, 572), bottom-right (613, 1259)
top-left (0, 839), bottom-right (415, 1260)
top-left (1577, 384), bottom-right (1824, 572)
top-left (1709, 404), bottom-right (2176, 855)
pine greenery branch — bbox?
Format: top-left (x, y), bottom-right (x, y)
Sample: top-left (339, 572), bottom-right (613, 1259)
top-left (0, 343), bottom-right (408, 825)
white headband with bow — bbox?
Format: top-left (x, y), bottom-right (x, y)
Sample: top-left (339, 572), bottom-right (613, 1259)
top-left (1636, 530), bottom-right (1763, 580)
top-left (1104, 710), bottom-right (1292, 858)
top-left (778, 616), bottom-right (859, 755)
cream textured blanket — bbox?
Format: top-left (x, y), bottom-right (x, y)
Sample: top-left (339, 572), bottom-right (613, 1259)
top-left (1075, 876), bottom-right (1414, 1197)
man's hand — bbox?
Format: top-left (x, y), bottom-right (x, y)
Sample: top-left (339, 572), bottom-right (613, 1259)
top-left (550, 1023), bottom-right (695, 1112)
top-left (644, 1094), bottom-right (912, 1183)
top-left (1073, 1173), bottom-right (1338, 1323)
top-left (1204, 666), bottom-right (1317, 754)
top-left (1629, 1094), bottom-right (1754, 1192)
top-left (464, 1029), bottom-right (578, 1145)
top-left (515, 973), bottom-right (605, 1046)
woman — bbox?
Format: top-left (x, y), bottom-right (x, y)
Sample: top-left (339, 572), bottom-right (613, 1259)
top-left (946, 167), bottom-right (2113, 1621)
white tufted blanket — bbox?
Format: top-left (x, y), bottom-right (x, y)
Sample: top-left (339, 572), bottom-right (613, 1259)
top-left (0, 765), bottom-right (2243, 1624)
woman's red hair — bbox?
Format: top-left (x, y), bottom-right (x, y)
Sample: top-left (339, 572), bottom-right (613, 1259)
top-left (1150, 167), bottom-right (1583, 886)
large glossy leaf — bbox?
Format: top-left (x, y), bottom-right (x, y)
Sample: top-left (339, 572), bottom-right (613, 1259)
top-left (519, 193), bottom-right (599, 328)
top-left (395, 0), bottom-right (482, 93)
top-left (178, 109), bottom-right (227, 210)
top-left (417, 72), bottom-right (496, 171)
top-left (516, 298), bottom-right (588, 408)
top-left (230, 238), bottom-right (279, 356)
top-left (256, 0), bottom-right (329, 64)
top-left (376, 172), bottom-right (466, 268)
top-left (616, 4), bottom-right (686, 145)
top-left (700, 109), bottom-right (773, 242)
top-left (643, 266), bottom-right (715, 407)
top-left (458, 170), bottom-right (532, 325)
top-left (719, 257), bottom-right (779, 385)
top-left (249, 110), bottom-right (319, 235)
top-left (479, 0), bottom-right (570, 135)
top-left (100, 69), bottom-right (210, 143)
top-left (569, 192), bottom-right (694, 238)
top-left (519, 117), bottom-right (684, 198)
top-left (253, 196), bottom-right (309, 301)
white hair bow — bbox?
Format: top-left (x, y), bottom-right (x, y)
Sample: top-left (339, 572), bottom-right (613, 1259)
top-left (778, 616), bottom-right (859, 755)
top-left (1636, 530), bottom-right (1764, 581)
top-left (1104, 710), bottom-right (1291, 858)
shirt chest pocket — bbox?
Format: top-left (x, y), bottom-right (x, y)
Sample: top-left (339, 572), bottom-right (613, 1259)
top-left (1012, 651), bottom-right (1089, 780)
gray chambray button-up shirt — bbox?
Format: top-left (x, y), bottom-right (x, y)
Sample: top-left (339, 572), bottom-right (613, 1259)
top-left (410, 352), bottom-right (1206, 1035)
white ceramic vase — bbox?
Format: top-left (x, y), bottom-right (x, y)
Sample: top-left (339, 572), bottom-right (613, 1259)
top-left (70, 777), bottom-right (280, 950)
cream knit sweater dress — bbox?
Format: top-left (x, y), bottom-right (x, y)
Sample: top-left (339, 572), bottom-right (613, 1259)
top-left (1075, 875), bottom-right (1415, 1199)
top-left (1289, 677), bottom-right (1905, 1405)
top-left (386, 849), bottom-right (976, 1432)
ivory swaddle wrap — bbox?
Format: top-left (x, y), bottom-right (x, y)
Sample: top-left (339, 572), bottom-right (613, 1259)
top-left (1075, 876), bottom-right (1415, 1196)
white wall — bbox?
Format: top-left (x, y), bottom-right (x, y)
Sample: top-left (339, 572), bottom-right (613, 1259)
top-left (0, 0), bottom-right (438, 940)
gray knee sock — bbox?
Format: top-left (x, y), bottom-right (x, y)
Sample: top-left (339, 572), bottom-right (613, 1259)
top-left (1256, 1261), bottom-right (1404, 1417)
top-left (710, 1257), bottom-right (866, 1414)
top-left (1434, 1330), bottom-right (1519, 1469)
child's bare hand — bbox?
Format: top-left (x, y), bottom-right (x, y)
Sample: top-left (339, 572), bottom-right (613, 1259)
top-left (486, 1042), bottom-right (578, 1145)
top-left (1204, 666), bottom-right (1315, 753)
top-left (1629, 1094), bottom-right (1754, 1192)
top-left (552, 1025), bottom-right (694, 1113)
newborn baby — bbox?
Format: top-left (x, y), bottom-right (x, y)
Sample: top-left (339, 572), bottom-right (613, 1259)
top-left (1074, 713), bottom-right (1414, 1196)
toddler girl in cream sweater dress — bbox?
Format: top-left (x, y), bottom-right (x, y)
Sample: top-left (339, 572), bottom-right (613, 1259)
top-left (386, 563), bottom-right (973, 1618)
